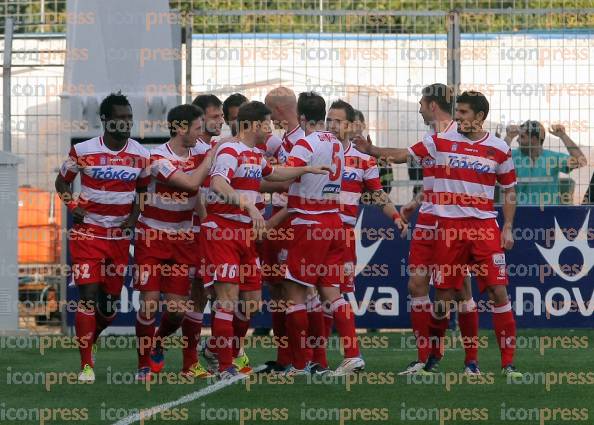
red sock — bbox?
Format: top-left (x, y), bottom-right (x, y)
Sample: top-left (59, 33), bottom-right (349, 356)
top-left (285, 304), bottom-right (308, 370)
top-left (93, 309), bottom-right (116, 344)
top-left (155, 311), bottom-right (183, 349)
top-left (428, 311), bottom-right (449, 360)
top-left (232, 310), bottom-right (250, 359)
top-left (213, 307), bottom-right (234, 372)
top-left (271, 311), bottom-right (291, 367)
top-left (330, 297), bottom-right (359, 359)
top-left (458, 299), bottom-right (479, 365)
top-left (75, 308), bottom-right (96, 368)
top-left (410, 296), bottom-right (432, 363)
top-left (182, 311), bottom-right (203, 371)
top-left (307, 296), bottom-right (328, 368)
top-left (492, 302), bottom-right (516, 368)
top-left (135, 312), bottom-right (156, 369)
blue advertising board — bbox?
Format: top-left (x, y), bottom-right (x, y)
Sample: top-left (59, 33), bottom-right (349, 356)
top-left (67, 206), bottom-right (594, 329)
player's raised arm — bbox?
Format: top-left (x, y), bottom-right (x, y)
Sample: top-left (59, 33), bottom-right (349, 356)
top-left (352, 134), bottom-right (410, 164)
top-left (264, 164), bottom-right (330, 182)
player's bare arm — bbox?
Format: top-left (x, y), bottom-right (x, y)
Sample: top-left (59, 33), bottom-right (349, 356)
top-left (55, 172), bottom-right (87, 224)
top-left (263, 165), bottom-right (330, 182)
top-left (361, 189), bottom-right (407, 234)
top-left (120, 186), bottom-right (147, 230)
top-left (166, 148), bottom-right (216, 191)
top-left (501, 186), bottom-right (516, 250)
top-left (210, 175), bottom-right (266, 233)
top-left (352, 134), bottom-right (409, 164)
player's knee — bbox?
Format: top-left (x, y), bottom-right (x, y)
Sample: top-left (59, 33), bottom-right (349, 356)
top-left (78, 284), bottom-right (98, 307)
top-left (408, 277), bottom-right (429, 297)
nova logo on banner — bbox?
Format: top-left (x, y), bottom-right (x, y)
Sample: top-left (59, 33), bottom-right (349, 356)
top-left (535, 211), bottom-right (594, 282)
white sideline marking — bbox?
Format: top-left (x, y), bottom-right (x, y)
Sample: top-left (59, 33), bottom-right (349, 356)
top-left (111, 365), bottom-right (266, 425)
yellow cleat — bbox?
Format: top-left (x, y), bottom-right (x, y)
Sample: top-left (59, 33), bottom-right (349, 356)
top-left (233, 352), bottom-right (252, 374)
top-left (182, 362), bottom-right (212, 378)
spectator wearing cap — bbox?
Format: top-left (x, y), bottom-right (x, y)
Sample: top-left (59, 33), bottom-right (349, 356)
top-left (505, 121), bottom-right (587, 205)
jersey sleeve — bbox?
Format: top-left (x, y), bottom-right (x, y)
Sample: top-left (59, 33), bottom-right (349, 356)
top-left (210, 145), bottom-right (239, 183)
top-left (59, 146), bottom-right (81, 183)
top-left (286, 139), bottom-right (313, 167)
top-left (136, 157), bottom-right (151, 189)
top-left (261, 156), bottom-right (273, 177)
top-left (496, 149), bottom-right (517, 188)
top-left (150, 155), bottom-right (178, 182)
top-left (363, 157), bottom-right (383, 191)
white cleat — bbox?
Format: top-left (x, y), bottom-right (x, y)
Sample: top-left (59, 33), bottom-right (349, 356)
top-left (78, 364), bottom-right (95, 383)
top-left (398, 361), bottom-right (426, 375)
top-left (332, 357), bottom-right (365, 376)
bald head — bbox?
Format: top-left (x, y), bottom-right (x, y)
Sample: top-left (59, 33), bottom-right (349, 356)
top-left (265, 86), bottom-right (298, 129)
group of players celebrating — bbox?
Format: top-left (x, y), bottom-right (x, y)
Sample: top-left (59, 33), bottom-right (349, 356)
top-left (56, 83), bottom-right (522, 383)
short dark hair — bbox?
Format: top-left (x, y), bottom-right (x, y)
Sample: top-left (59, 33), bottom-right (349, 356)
top-left (99, 91), bottom-right (131, 120)
top-left (237, 101), bottom-right (271, 131)
top-left (456, 90), bottom-right (490, 119)
top-left (421, 83), bottom-right (454, 114)
top-left (223, 93), bottom-right (248, 121)
top-left (192, 94), bottom-right (222, 112)
top-left (297, 91), bottom-right (326, 123)
top-left (167, 104), bottom-right (204, 137)
top-left (520, 120), bottom-right (546, 143)
top-left (353, 109), bottom-right (365, 123)
top-left (329, 99), bottom-right (356, 122)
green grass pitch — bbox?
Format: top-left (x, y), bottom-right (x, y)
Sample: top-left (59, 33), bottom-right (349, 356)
top-left (1, 329), bottom-right (592, 425)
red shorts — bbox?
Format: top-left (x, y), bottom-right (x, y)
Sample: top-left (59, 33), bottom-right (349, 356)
top-left (133, 228), bottom-right (195, 296)
top-left (285, 213), bottom-right (344, 288)
top-left (340, 225), bottom-right (357, 293)
top-left (259, 215), bottom-right (291, 285)
top-left (432, 217), bottom-right (508, 292)
top-left (69, 233), bottom-right (130, 296)
top-left (199, 215), bottom-right (262, 292)
top-left (407, 226), bottom-right (437, 279)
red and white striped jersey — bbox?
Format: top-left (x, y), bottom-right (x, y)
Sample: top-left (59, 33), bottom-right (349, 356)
top-left (286, 130), bottom-right (343, 215)
top-left (256, 134), bottom-right (283, 162)
top-left (191, 138), bottom-right (213, 233)
top-left (137, 142), bottom-right (204, 233)
top-left (408, 120), bottom-right (458, 228)
top-left (409, 131), bottom-right (516, 220)
top-left (59, 136), bottom-right (150, 239)
top-left (339, 142), bottom-right (382, 226)
top-left (269, 126), bottom-right (306, 209)
top-left (206, 141), bottom-right (273, 224)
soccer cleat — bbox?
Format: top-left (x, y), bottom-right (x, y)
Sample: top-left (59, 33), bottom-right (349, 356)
top-left (78, 364), bottom-right (95, 383)
top-left (282, 366), bottom-right (310, 377)
top-left (423, 355), bottom-right (440, 373)
top-left (181, 362), bottom-right (212, 378)
top-left (217, 366), bottom-right (240, 381)
top-left (308, 362), bottom-right (330, 376)
top-left (502, 364), bottom-right (523, 379)
top-left (260, 360), bottom-right (289, 374)
top-left (199, 339), bottom-right (219, 372)
top-left (149, 346), bottom-right (165, 373)
top-left (233, 352), bottom-right (252, 374)
top-left (135, 367), bottom-right (153, 382)
top-left (332, 357), bottom-right (366, 376)
top-left (464, 361), bottom-right (481, 375)
top-left (398, 361), bottom-right (426, 375)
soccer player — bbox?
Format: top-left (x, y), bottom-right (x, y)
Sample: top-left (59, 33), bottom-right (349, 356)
top-left (261, 87), bottom-right (307, 372)
top-left (223, 93), bottom-right (248, 137)
top-left (354, 84), bottom-right (480, 375)
top-left (56, 92), bottom-right (150, 382)
top-left (193, 94), bottom-right (225, 147)
top-left (412, 91), bottom-right (521, 377)
top-left (134, 104), bottom-right (217, 381)
top-left (279, 91), bottom-right (364, 376)
top-left (326, 100), bottom-right (406, 291)
top-left (200, 100), bottom-right (330, 379)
